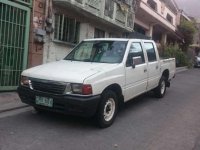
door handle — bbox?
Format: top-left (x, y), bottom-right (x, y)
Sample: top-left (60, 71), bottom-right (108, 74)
top-left (144, 68), bottom-right (147, 73)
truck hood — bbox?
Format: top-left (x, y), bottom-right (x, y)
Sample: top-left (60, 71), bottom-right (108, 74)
top-left (22, 60), bottom-right (118, 83)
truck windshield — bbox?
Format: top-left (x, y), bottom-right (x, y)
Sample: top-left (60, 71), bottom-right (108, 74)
top-left (64, 40), bottom-right (127, 63)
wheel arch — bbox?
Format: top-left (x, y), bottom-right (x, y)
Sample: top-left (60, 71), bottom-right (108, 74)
top-left (162, 69), bottom-right (170, 87)
top-left (102, 83), bottom-right (124, 108)
top-left (162, 69), bottom-right (169, 80)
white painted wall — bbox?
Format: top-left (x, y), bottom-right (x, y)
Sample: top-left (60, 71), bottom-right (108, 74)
top-left (43, 37), bottom-right (73, 63)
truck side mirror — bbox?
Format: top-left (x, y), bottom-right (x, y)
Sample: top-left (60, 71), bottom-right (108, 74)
top-left (132, 56), bottom-right (142, 68)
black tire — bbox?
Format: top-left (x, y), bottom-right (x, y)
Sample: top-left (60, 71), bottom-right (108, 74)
top-left (33, 107), bottom-right (44, 113)
top-left (154, 76), bottom-right (167, 98)
top-left (96, 90), bottom-right (118, 128)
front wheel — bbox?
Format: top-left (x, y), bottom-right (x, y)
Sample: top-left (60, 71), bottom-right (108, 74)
top-left (154, 76), bottom-right (167, 98)
top-left (96, 90), bottom-right (118, 128)
top-left (33, 107), bottom-right (44, 113)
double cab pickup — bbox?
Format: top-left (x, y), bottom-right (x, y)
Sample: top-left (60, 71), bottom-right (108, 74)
top-left (18, 38), bottom-right (176, 128)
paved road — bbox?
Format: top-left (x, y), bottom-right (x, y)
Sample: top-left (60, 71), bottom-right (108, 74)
top-left (0, 69), bottom-right (200, 150)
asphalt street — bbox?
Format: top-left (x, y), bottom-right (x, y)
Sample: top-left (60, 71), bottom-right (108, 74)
top-left (0, 69), bottom-right (200, 150)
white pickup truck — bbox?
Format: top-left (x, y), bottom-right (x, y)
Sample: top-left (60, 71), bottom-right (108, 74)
top-left (18, 38), bottom-right (176, 128)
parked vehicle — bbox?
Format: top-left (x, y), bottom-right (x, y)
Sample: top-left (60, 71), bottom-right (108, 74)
top-left (194, 55), bottom-right (200, 68)
top-left (18, 38), bottom-right (176, 128)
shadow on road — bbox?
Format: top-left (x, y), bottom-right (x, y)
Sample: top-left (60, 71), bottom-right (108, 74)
top-left (27, 91), bottom-right (159, 129)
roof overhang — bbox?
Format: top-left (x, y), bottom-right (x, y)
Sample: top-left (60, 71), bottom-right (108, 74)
top-left (136, 1), bottom-right (176, 32)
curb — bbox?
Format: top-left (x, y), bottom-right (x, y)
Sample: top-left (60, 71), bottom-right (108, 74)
top-left (176, 66), bottom-right (188, 73)
top-left (0, 104), bottom-right (29, 113)
top-left (0, 92), bottom-right (30, 114)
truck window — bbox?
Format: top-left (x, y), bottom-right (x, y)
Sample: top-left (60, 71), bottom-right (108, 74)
top-left (144, 42), bottom-right (157, 62)
top-left (126, 42), bottom-right (145, 67)
top-left (65, 41), bottom-right (127, 63)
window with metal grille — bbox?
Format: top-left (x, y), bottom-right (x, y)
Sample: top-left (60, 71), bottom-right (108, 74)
top-left (75, 0), bottom-right (83, 4)
top-left (115, 0), bottom-right (132, 6)
top-left (104, 0), bottom-right (114, 18)
top-left (54, 14), bottom-right (80, 44)
top-left (166, 13), bottom-right (173, 24)
top-left (147, 0), bottom-right (157, 11)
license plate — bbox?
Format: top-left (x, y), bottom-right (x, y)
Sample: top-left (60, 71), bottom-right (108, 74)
top-left (35, 96), bottom-right (53, 107)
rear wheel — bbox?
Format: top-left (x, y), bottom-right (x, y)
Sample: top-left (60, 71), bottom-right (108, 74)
top-left (96, 90), bottom-right (118, 128)
top-left (154, 76), bottom-right (166, 98)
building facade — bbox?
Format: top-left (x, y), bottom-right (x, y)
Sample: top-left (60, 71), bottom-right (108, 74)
top-left (192, 19), bottom-right (200, 56)
top-left (134, 0), bottom-right (182, 45)
top-left (0, 0), bottom-right (135, 91)
top-left (42, 0), bottom-right (135, 63)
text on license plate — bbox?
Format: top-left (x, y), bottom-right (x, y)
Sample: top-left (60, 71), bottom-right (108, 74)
top-left (35, 96), bottom-right (53, 107)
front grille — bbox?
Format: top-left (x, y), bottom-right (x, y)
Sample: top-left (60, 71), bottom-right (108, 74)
top-left (31, 80), bottom-right (66, 94)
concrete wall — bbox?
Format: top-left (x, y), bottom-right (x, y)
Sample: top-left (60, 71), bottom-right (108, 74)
top-left (43, 38), bottom-right (73, 63)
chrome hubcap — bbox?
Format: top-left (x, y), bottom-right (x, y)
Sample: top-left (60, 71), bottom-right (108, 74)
top-left (161, 80), bottom-right (166, 94)
top-left (104, 98), bottom-right (115, 122)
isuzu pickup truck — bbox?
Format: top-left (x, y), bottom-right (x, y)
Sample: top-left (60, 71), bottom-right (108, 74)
top-left (18, 38), bottom-right (176, 128)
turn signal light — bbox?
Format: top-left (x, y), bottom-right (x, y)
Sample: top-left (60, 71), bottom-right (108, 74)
top-left (82, 84), bottom-right (93, 95)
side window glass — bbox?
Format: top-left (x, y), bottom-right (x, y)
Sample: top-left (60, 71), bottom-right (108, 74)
top-left (144, 42), bottom-right (157, 62)
top-left (126, 42), bottom-right (145, 67)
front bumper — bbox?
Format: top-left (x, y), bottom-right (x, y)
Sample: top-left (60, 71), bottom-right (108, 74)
top-left (17, 86), bottom-right (100, 117)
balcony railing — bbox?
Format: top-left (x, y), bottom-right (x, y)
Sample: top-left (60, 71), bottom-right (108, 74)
top-left (75, 0), bottom-right (83, 4)
top-left (87, 0), bottom-right (101, 10)
top-left (53, 0), bottom-right (134, 31)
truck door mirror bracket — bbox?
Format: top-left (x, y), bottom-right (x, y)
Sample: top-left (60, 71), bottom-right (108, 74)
top-left (132, 56), bottom-right (142, 68)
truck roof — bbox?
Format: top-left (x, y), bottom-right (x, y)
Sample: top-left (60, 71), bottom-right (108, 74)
top-left (84, 38), bottom-right (154, 42)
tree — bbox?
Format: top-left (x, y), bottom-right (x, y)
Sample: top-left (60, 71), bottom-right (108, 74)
top-left (178, 20), bottom-right (196, 51)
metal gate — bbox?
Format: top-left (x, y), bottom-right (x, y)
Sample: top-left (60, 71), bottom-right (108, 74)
top-left (0, 0), bottom-right (30, 91)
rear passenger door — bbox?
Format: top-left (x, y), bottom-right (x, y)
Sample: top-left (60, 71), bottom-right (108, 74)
top-left (143, 42), bottom-right (160, 90)
top-left (125, 42), bottom-right (148, 101)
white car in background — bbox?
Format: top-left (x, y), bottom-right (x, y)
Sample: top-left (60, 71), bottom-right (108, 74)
top-left (194, 55), bottom-right (200, 67)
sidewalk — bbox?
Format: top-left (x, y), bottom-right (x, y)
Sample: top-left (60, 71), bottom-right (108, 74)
top-left (0, 92), bottom-right (28, 113)
top-left (0, 67), bottom-right (189, 113)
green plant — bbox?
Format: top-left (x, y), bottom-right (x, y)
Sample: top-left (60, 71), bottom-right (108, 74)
top-left (178, 20), bottom-right (196, 51)
top-left (160, 44), bottom-right (190, 67)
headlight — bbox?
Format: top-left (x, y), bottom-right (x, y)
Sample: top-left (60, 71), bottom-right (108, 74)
top-left (71, 83), bottom-right (92, 95)
top-left (20, 76), bottom-right (30, 86)
top-left (71, 83), bottom-right (83, 94)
